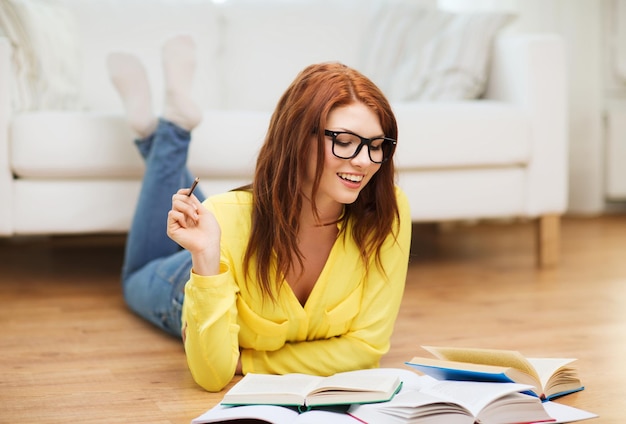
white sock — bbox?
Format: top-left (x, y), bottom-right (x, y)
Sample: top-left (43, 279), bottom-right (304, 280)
top-left (162, 34), bottom-right (202, 131)
top-left (106, 52), bottom-right (157, 138)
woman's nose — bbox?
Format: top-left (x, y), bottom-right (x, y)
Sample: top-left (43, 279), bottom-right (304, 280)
top-left (350, 145), bottom-right (371, 167)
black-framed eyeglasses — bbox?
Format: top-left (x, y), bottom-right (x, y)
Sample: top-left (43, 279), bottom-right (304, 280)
top-left (324, 130), bottom-right (397, 164)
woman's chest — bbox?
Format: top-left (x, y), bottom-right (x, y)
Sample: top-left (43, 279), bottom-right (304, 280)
top-left (236, 244), bottom-right (367, 349)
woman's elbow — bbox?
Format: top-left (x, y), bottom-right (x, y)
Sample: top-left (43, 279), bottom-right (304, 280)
top-left (190, 365), bottom-right (235, 392)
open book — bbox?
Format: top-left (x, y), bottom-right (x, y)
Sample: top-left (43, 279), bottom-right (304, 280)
top-left (348, 378), bottom-right (554, 424)
top-left (405, 346), bottom-right (584, 400)
top-left (220, 369), bottom-right (402, 410)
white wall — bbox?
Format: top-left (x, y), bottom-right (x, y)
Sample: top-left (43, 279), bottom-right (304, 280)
top-left (603, 1), bottom-right (626, 205)
top-left (440, 0), bottom-right (609, 215)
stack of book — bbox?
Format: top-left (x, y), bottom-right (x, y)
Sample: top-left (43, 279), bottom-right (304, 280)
top-left (190, 346), bottom-right (597, 424)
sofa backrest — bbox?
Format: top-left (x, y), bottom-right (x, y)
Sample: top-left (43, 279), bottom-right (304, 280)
top-left (59, 0), bottom-right (221, 112)
top-left (2, 0), bottom-right (513, 113)
top-left (215, 0), bottom-right (374, 111)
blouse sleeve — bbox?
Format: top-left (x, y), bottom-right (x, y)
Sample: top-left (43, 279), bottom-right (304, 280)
top-left (241, 188), bottom-right (412, 375)
top-left (181, 194), bottom-right (245, 392)
top-left (182, 265), bottom-right (241, 392)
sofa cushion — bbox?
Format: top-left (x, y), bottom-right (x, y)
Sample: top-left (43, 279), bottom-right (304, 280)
top-left (361, 5), bottom-right (513, 101)
top-left (12, 178), bottom-right (252, 235)
top-left (10, 110), bottom-right (270, 180)
top-left (392, 101), bottom-right (531, 169)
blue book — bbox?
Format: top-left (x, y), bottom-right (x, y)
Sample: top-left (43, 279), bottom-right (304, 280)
top-left (405, 346), bottom-right (584, 401)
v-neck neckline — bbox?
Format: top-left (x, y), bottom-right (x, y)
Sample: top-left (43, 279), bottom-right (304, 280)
top-left (284, 230), bottom-right (342, 310)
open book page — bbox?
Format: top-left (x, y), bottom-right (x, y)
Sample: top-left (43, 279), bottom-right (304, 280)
top-left (341, 367), bottom-right (427, 390)
top-left (419, 379), bottom-right (537, 416)
top-left (349, 391), bottom-right (473, 424)
top-left (307, 369), bottom-right (400, 397)
top-left (527, 358), bottom-right (578, 388)
top-left (191, 404), bottom-right (361, 424)
top-left (423, 346), bottom-right (539, 379)
top-left (404, 356), bottom-right (541, 393)
top-left (541, 401), bottom-right (598, 423)
top-left (349, 377), bottom-right (551, 424)
top-left (222, 373), bottom-right (322, 406)
top-left (191, 404), bottom-right (299, 424)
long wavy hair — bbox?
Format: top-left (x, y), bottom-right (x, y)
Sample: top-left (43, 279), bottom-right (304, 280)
top-left (242, 62), bottom-right (399, 300)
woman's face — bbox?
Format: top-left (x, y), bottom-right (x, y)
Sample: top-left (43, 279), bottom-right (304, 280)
top-left (306, 102), bottom-right (384, 213)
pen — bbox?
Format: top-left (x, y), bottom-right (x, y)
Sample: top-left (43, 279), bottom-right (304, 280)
top-left (187, 177), bottom-right (200, 197)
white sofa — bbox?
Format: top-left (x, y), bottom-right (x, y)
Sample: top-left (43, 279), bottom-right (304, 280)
top-left (0, 0), bottom-right (567, 266)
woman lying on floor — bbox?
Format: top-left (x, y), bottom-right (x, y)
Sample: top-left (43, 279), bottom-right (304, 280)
top-left (108, 34), bottom-right (411, 392)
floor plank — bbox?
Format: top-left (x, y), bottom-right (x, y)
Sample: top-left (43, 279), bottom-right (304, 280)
top-left (1, 217), bottom-right (624, 423)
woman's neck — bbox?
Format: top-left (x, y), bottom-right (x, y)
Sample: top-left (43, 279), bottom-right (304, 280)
top-left (299, 198), bottom-right (343, 228)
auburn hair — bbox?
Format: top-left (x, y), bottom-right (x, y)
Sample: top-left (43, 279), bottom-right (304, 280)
top-left (242, 62), bottom-right (400, 300)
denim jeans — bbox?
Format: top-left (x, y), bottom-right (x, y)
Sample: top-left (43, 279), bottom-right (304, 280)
top-left (121, 119), bottom-right (205, 337)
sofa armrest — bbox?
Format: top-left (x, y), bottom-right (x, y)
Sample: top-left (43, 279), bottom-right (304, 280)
top-left (485, 34), bottom-right (568, 216)
top-left (0, 36), bottom-right (13, 235)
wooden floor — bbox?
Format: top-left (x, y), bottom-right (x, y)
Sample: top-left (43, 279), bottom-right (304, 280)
top-left (1, 216), bottom-right (625, 423)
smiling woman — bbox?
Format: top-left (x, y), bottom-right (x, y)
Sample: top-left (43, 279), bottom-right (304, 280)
top-left (109, 34), bottom-right (412, 393)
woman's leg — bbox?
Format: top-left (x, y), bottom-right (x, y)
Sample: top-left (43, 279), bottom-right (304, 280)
top-left (107, 35), bottom-right (203, 336)
top-left (122, 120), bottom-right (196, 336)
top-left (122, 119), bottom-right (195, 279)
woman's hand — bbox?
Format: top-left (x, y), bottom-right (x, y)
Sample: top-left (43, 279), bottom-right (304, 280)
top-left (167, 189), bottom-right (221, 276)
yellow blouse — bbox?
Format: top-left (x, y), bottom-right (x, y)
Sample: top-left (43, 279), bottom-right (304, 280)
top-left (182, 187), bottom-right (412, 392)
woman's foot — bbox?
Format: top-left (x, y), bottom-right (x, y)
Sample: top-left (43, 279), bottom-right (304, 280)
top-left (107, 53), bottom-right (157, 138)
top-left (162, 34), bottom-right (202, 131)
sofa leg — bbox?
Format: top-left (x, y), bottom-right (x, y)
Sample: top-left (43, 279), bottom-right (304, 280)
top-left (536, 214), bottom-right (560, 268)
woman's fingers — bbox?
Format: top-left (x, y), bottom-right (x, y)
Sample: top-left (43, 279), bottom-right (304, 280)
top-left (167, 188), bottom-right (220, 257)
top-left (167, 208), bottom-right (190, 229)
top-left (172, 192), bottom-right (199, 222)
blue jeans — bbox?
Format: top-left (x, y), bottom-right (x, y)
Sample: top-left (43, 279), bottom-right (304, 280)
top-left (121, 119), bottom-right (205, 337)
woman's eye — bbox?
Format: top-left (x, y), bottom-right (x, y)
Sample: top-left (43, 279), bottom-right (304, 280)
top-left (335, 135), bottom-right (357, 146)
